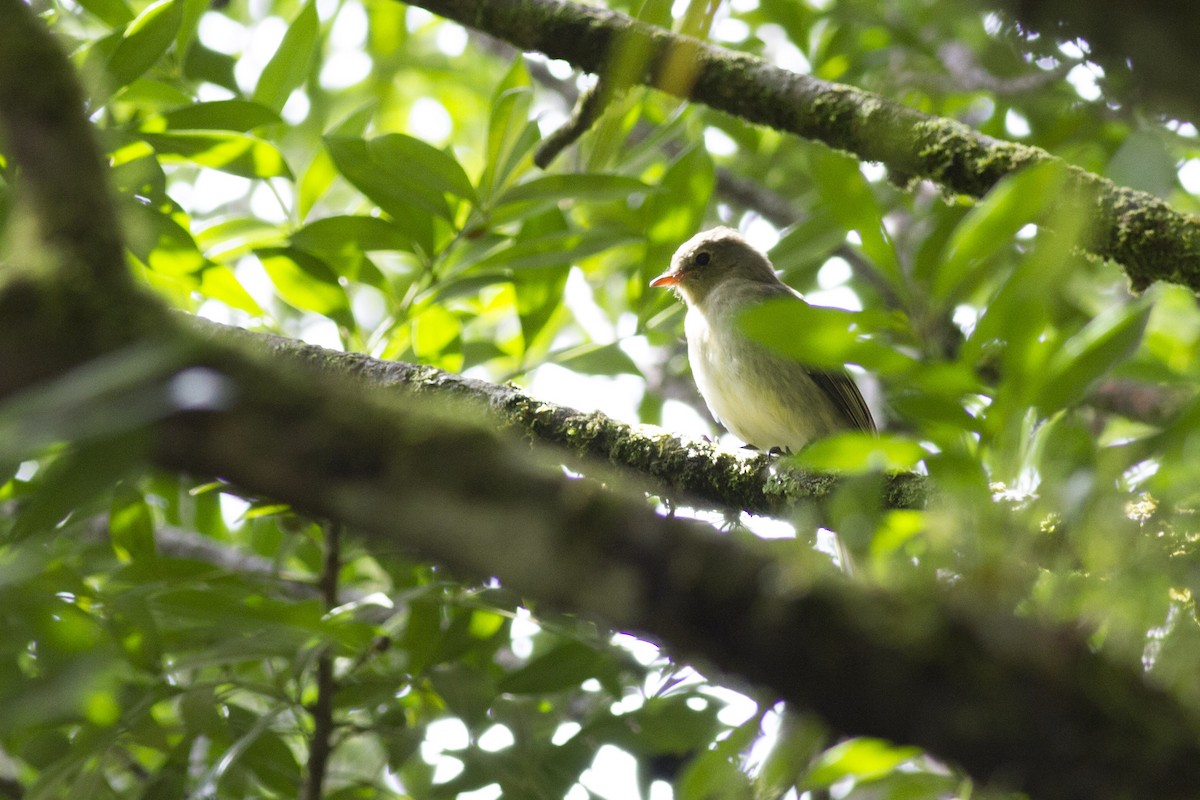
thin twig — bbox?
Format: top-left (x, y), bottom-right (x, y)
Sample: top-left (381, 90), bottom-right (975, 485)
top-left (302, 522), bottom-right (342, 800)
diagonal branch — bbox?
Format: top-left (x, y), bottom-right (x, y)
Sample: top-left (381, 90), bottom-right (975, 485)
top-left (184, 316), bottom-right (928, 517)
top-left (406, 0), bottom-right (1200, 293)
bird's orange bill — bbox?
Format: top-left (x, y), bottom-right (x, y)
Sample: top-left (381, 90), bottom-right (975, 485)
top-left (650, 272), bottom-right (681, 287)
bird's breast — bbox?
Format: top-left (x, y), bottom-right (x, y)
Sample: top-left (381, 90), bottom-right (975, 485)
top-left (683, 305), bottom-right (847, 451)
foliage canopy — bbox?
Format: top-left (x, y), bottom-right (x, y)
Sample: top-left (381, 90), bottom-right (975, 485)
top-left (3, 0), bottom-right (1200, 799)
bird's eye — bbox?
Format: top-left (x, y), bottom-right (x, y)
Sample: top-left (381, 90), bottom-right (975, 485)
top-left (695, 251), bottom-right (711, 267)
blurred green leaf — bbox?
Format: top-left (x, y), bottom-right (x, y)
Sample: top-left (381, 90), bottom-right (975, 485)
top-left (809, 148), bottom-right (901, 285)
top-left (474, 227), bottom-right (638, 273)
top-left (76, 0), bottom-right (134, 27)
top-left (798, 433), bottom-right (925, 472)
top-left (932, 161), bottom-right (1068, 304)
top-left (109, 484), bottom-right (157, 562)
top-left (257, 247), bottom-right (352, 324)
top-left (644, 144), bottom-right (715, 249)
top-left (252, 0), bottom-right (319, 113)
top-left (428, 663), bottom-right (497, 726)
top-left (1106, 131), bottom-right (1177, 198)
top-left (160, 99), bottom-right (282, 132)
top-left (1037, 299), bottom-right (1151, 413)
top-left (106, 0), bottom-right (181, 91)
top-left (805, 738), bottom-right (922, 788)
top-left (480, 61), bottom-right (538, 199)
top-left (10, 437), bottom-right (146, 542)
top-left (182, 41), bottom-right (237, 92)
top-left (739, 297), bottom-right (919, 375)
top-left (139, 131), bottom-right (292, 179)
top-left (291, 214), bottom-right (415, 255)
top-left (495, 173), bottom-right (654, 208)
top-left (499, 640), bottom-right (603, 694)
top-left (550, 341), bottom-right (642, 376)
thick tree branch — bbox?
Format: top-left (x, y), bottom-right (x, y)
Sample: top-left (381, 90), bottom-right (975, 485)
top-left (407, 0), bottom-right (1200, 293)
top-left (0, 0), bottom-right (127, 291)
top-left (183, 316), bottom-right (927, 517)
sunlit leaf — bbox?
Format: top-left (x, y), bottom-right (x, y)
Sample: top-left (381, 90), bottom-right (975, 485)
top-left (291, 215), bottom-right (415, 255)
top-left (797, 433), bottom-right (925, 472)
top-left (109, 484), bottom-right (156, 562)
top-left (480, 61), bottom-right (538, 199)
top-left (495, 173), bottom-right (654, 207)
top-left (198, 265), bottom-right (266, 315)
top-left (106, 0), bottom-right (181, 91)
top-left (256, 247), bottom-right (352, 323)
top-left (932, 161), bottom-right (1068, 304)
top-left (809, 148), bottom-right (901, 284)
top-left (474, 228), bottom-right (639, 272)
top-left (140, 131), bottom-right (292, 179)
top-left (252, 0), bottom-right (319, 113)
top-left (160, 99), bottom-right (282, 131)
top-left (367, 133), bottom-right (477, 203)
top-left (805, 738), bottom-right (922, 788)
top-left (76, 0), bottom-right (134, 28)
top-left (550, 341), bottom-right (642, 376)
top-left (325, 136), bottom-right (441, 247)
top-left (1036, 299), bottom-right (1152, 413)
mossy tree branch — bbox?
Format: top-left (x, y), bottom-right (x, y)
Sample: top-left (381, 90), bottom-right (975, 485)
top-left (184, 316), bottom-right (927, 517)
top-left (406, 0), bottom-right (1200, 293)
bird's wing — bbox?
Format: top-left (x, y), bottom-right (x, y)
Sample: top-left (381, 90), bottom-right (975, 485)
top-left (807, 368), bottom-right (876, 432)
top-left (749, 282), bottom-right (876, 433)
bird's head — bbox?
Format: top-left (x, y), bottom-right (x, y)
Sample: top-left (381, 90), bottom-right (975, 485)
top-left (650, 227), bottom-right (780, 307)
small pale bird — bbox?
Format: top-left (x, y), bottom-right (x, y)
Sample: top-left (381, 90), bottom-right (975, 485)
top-left (651, 227), bottom-right (875, 451)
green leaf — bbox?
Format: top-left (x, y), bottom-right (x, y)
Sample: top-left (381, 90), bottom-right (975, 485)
top-left (109, 485), bottom-right (156, 562)
top-left (291, 215), bottom-right (412, 286)
top-left (197, 217), bottom-right (289, 262)
top-left (475, 228), bottom-right (640, 272)
top-left (428, 663), bottom-right (497, 727)
top-left (1106, 131), bottom-right (1177, 198)
top-left (160, 99), bottom-right (281, 132)
top-left (739, 297), bottom-right (918, 376)
top-left (324, 136), bottom-right (440, 249)
top-left (106, 0), bottom-right (182, 91)
top-left (550, 342), bottom-right (642, 376)
top-left (644, 145), bottom-right (715, 249)
top-left (1036, 299), bottom-right (1151, 413)
top-left (256, 247), bottom-right (352, 323)
top-left (353, 136), bottom-right (455, 218)
top-left (499, 640), bottom-right (603, 694)
top-left (139, 131), bottom-right (292, 179)
top-left (805, 738), bottom-right (922, 788)
top-left (367, 134), bottom-right (477, 203)
top-left (76, 0), bottom-right (134, 28)
top-left (797, 433), bottom-right (925, 472)
top-left (495, 173), bottom-right (653, 207)
top-left (932, 161), bottom-right (1068, 304)
top-left (182, 42), bottom-right (238, 92)
top-left (198, 265), bottom-right (266, 314)
top-left (11, 438), bottom-right (147, 542)
top-left (122, 200), bottom-right (208, 276)
top-left (291, 215), bottom-right (415, 254)
top-left (480, 61), bottom-right (538, 199)
top-left (809, 149), bottom-right (901, 282)
top-left (252, 0), bottom-right (319, 113)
